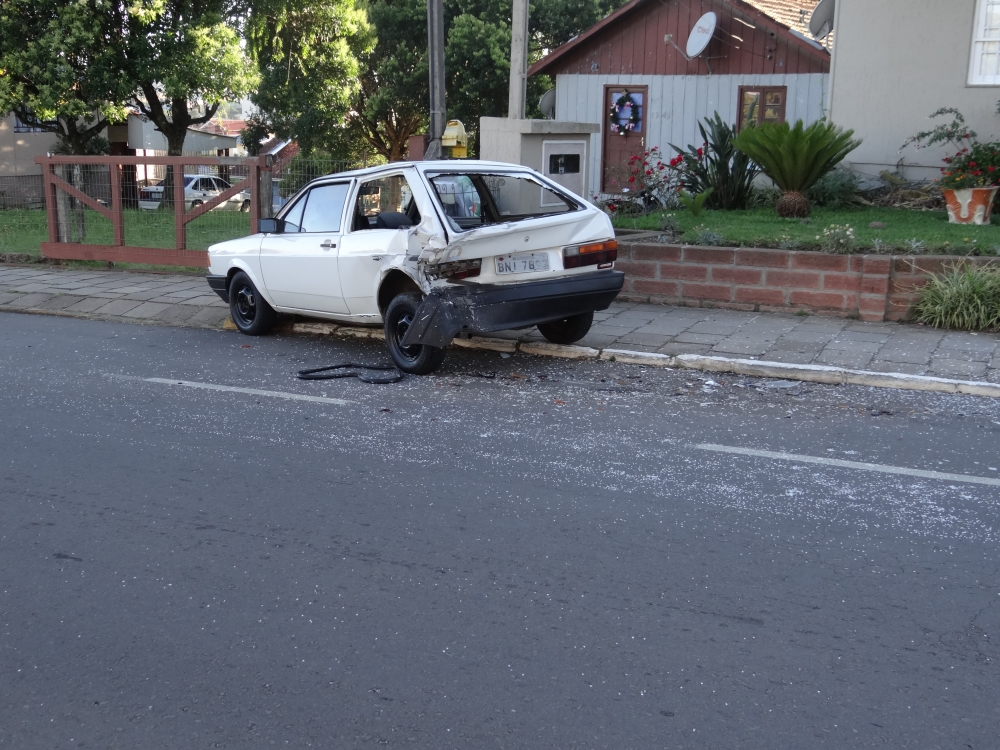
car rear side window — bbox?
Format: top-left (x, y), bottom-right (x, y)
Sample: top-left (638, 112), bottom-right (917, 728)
top-left (428, 172), bottom-right (577, 232)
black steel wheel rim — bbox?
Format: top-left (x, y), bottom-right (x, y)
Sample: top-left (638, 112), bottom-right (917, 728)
top-left (234, 284), bottom-right (256, 325)
top-left (393, 312), bottom-right (421, 360)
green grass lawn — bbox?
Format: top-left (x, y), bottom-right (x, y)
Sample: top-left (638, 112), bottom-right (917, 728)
top-left (613, 206), bottom-right (1000, 255)
top-left (0, 208), bottom-right (251, 255)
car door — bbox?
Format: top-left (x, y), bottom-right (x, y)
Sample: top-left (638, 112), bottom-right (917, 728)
top-left (338, 173), bottom-right (423, 316)
top-left (258, 181), bottom-right (353, 314)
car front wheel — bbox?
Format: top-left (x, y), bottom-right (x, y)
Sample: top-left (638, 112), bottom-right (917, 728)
top-left (384, 291), bottom-right (446, 375)
top-left (228, 271), bottom-right (276, 335)
top-left (537, 311), bottom-right (594, 345)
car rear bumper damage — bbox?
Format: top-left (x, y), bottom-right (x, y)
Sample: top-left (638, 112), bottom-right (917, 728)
top-left (401, 270), bottom-right (625, 349)
top-left (206, 274), bottom-right (229, 302)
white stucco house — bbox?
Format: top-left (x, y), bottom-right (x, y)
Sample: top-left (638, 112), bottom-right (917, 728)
top-left (829, 0), bottom-right (1000, 180)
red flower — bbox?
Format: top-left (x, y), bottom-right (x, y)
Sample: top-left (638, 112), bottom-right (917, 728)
top-left (989, 166), bottom-right (996, 172)
top-left (970, 161), bottom-right (978, 167)
top-left (697, 148), bottom-right (704, 157)
top-left (628, 176), bottom-right (635, 183)
top-left (645, 169), bottom-right (652, 176)
top-left (658, 164), bottom-right (665, 170)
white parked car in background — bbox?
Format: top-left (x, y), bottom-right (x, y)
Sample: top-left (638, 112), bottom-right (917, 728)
top-left (205, 161), bottom-right (623, 374)
top-left (139, 174), bottom-right (250, 212)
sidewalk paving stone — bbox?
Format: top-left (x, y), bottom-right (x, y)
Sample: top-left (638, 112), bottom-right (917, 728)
top-left (65, 297), bottom-right (113, 313)
top-left (6, 293), bottom-right (54, 308)
top-left (152, 304), bottom-right (202, 324)
top-left (121, 302), bottom-right (172, 319)
top-left (93, 299), bottom-right (145, 316)
top-left (36, 295), bottom-right (86, 311)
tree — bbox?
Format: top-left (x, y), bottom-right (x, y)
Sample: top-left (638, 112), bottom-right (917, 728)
top-left (112, 1), bottom-right (258, 156)
top-left (343, 0), bottom-right (631, 161)
top-left (0, 0), bottom-right (129, 154)
top-left (346, 0), bottom-right (429, 162)
top-left (243, 0), bottom-right (373, 156)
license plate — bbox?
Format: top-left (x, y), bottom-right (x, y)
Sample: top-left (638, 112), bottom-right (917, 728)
top-left (495, 252), bottom-right (550, 274)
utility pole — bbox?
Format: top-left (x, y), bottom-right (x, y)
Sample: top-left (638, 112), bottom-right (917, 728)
top-left (508, 0), bottom-right (529, 119)
top-left (426, 0), bottom-right (446, 159)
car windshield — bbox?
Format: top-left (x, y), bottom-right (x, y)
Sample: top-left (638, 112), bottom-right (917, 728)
top-left (184, 177), bottom-right (196, 187)
top-left (427, 171), bottom-right (578, 232)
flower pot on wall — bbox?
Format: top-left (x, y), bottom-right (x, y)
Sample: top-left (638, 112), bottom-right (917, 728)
top-left (944, 187), bottom-right (999, 225)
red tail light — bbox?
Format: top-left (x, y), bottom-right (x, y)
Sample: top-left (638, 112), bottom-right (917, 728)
top-left (563, 239), bottom-right (617, 268)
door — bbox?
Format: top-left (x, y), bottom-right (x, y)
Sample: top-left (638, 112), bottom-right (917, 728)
top-left (338, 174), bottom-right (422, 316)
top-left (601, 85), bottom-right (647, 193)
top-left (259, 181), bottom-right (352, 314)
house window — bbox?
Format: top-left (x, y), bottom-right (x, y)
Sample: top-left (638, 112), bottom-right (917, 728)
top-left (12, 114), bottom-right (52, 133)
top-left (970, 0), bottom-right (1000, 85)
top-left (737, 86), bottom-right (787, 131)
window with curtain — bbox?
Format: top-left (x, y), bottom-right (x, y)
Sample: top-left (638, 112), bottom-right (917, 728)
top-left (970, 0), bottom-right (1000, 85)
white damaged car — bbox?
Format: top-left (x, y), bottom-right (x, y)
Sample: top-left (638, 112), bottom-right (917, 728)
top-left (206, 161), bottom-right (623, 374)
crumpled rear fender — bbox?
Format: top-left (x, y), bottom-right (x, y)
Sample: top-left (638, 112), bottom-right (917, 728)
top-left (400, 270), bottom-right (624, 349)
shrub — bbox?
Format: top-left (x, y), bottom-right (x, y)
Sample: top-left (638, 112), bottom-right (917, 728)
top-left (624, 147), bottom-right (680, 210)
top-left (819, 224), bottom-right (856, 254)
top-left (807, 168), bottom-right (862, 208)
top-left (733, 120), bottom-right (862, 218)
top-left (668, 113), bottom-right (760, 210)
top-left (913, 265), bottom-right (1000, 330)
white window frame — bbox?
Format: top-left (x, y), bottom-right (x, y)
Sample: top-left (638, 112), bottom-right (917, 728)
top-left (970, 0), bottom-right (1000, 85)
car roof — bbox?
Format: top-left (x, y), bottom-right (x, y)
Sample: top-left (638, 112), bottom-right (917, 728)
top-left (319, 160), bottom-right (542, 180)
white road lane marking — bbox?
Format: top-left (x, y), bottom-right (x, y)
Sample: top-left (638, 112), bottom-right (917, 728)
top-left (695, 443), bottom-right (1000, 488)
top-left (110, 375), bottom-right (352, 406)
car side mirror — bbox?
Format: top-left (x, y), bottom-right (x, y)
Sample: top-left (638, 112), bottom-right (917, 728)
top-left (258, 218), bottom-right (280, 234)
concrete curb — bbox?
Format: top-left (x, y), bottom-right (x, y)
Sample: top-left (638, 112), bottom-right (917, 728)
top-left (297, 325), bottom-right (1000, 398)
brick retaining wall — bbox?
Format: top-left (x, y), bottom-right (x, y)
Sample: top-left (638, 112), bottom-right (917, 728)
top-left (616, 240), bottom-right (996, 322)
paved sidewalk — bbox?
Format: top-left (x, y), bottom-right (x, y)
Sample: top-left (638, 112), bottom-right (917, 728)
top-left (1, 264), bottom-right (998, 383)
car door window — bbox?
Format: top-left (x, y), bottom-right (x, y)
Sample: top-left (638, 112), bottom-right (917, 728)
top-left (352, 174), bottom-right (420, 231)
top-left (300, 183), bottom-right (351, 233)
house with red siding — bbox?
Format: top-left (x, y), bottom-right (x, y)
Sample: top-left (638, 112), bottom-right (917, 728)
top-left (528, 0), bottom-right (830, 196)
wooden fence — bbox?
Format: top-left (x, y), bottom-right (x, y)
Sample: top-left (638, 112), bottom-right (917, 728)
top-left (33, 154), bottom-right (274, 267)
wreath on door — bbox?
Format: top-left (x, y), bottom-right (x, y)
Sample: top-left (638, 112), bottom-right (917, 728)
top-left (609, 91), bottom-right (641, 136)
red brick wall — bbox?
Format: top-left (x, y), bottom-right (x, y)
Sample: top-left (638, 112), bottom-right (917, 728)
top-left (616, 241), bottom-right (995, 322)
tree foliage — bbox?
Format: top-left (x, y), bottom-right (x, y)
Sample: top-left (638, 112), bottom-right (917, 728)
top-left (111, 0), bottom-right (258, 156)
top-left (243, 0), bottom-right (373, 156)
top-left (0, 0), bottom-right (129, 154)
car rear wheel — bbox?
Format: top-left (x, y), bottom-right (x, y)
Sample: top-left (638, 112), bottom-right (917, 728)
top-left (228, 271), bottom-right (276, 335)
top-left (537, 311), bottom-right (594, 345)
top-left (384, 291), bottom-right (446, 375)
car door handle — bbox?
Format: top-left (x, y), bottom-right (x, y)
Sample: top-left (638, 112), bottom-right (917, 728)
top-left (320, 240), bottom-right (337, 250)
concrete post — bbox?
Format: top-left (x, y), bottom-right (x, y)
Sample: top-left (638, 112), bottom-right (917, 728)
top-left (426, 0), bottom-right (447, 160)
top-left (508, 0), bottom-right (529, 119)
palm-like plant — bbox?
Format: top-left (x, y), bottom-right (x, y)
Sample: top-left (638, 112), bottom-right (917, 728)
top-left (734, 120), bottom-right (862, 218)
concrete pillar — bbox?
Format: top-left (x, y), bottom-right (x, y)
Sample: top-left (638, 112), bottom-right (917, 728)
top-left (426, 0), bottom-right (447, 159)
top-left (508, 0), bottom-right (529, 119)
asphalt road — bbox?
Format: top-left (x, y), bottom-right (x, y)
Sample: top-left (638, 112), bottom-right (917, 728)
top-left (1, 311), bottom-right (998, 749)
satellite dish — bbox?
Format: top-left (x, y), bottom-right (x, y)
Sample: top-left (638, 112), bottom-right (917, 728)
top-left (686, 12), bottom-right (717, 58)
top-left (809, 0), bottom-right (835, 39)
top-left (539, 89), bottom-right (556, 119)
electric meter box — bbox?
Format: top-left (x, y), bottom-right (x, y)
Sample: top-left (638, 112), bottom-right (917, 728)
top-left (479, 117), bottom-right (600, 201)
